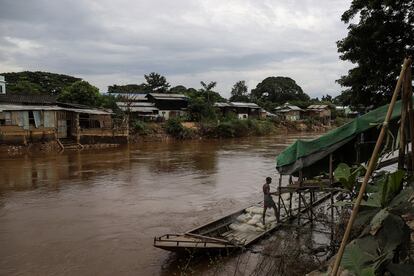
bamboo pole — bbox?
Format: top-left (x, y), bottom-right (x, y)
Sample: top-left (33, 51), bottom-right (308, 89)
top-left (406, 65), bottom-right (414, 173)
top-left (331, 57), bottom-right (412, 276)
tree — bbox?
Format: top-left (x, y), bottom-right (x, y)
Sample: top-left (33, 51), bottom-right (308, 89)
top-left (1, 71), bottom-right (81, 95)
top-left (229, 80), bottom-right (250, 102)
top-left (58, 81), bottom-right (102, 107)
top-left (321, 94), bottom-right (333, 102)
top-left (337, 0), bottom-right (414, 107)
top-left (11, 80), bottom-right (42, 95)
top-left (169, 85), bottom-right (188, 94)
top-left (108, 84), bottom-right (147, 94)
top-left (200, 81), bottom-right (217, 104)
top-left (251, 76), bottom-right (310, 105)
top-left (144, 72), bottom-right (170, 93)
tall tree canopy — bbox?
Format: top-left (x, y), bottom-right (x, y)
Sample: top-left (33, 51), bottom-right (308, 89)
top-left (1, 71), bottom-right (81, 95)
top-left (108, 84), bottom-right (147, 94)
top-left (58, 81), bottom-right (102, 107)
top-left (337, 0), bottom-right (414, 107)
top-left (144, 72), bottom-right (170, 93)
top-left (229, 80), bottom-right (250, 102)
top-left (251, 76), bottom-right (310, 105)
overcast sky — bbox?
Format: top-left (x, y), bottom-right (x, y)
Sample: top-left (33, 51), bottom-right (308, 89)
top-left (0, 0), bottom-right (353, 98)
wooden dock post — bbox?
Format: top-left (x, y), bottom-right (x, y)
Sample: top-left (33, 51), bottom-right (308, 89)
top-left (297, 191), bottom-right (301, 225)
top-left (278, 174), bottom-right (282, 222)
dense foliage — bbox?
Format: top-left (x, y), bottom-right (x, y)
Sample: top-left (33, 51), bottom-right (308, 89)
top-left (229, 80), bottom-right (250, 102)
top-left (58, 80), bottom-right (118, 111)
top-left (108, 84), bottom-right (147, 94)
top-left (333, 164), bottom-right (414, 275)
top-left (144, 72), bottom-right (170, 93)
top-left (337, 0), bottom-right (414, 107)
top-left (1, 71), bottom-right (81, 95)
top-left (251, 77), bottom-right (310, 106)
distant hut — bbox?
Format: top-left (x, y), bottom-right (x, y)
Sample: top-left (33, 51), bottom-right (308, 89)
top-left (305, 104), bottom-right (331, 125)
top-left (274, 103), bottom-right (302, 121)
top-left (146, 93), bottom-right (188, 120)
top-left (214, 102), bottom-right (261, 119)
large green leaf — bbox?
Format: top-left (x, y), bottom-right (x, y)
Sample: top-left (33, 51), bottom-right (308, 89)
top-left (381, 170), bottom-right (405, 206)
top-left (389, 186), bottom-right (414, 215)
top-left (334, 163), bottom-right (353, 190)
top-left (341, 237), bottom-right (379, 275)
top-left (369, 209), bottom-right (389, 235)
top-left (334, 163), bottom-right (366, 191)
top-left (354, 208), bottom-right (381, 230)
top-left (360, 267), bottom-right (375, 276)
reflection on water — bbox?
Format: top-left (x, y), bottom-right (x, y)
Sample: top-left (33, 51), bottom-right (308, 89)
top-left (0, 133), bottom-right (319, 275)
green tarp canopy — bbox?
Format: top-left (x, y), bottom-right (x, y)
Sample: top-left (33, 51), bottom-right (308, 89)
top-left (276, 100), bottom-right (404, 175)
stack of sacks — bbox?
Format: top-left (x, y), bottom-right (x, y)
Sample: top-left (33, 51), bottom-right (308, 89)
top-left (228, 206), bottom-right (278, 234)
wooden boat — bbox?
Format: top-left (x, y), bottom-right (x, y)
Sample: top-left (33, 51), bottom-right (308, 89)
top-left (153, 203), bottom-right (284, 253)
top-left (154, 191), bottom-right (335, 253)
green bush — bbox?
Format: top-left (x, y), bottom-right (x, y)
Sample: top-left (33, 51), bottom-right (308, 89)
top-left (165, 118), bottom-right (194, 139)
top-left (216, 121), bottom-right (236, 138)
top-left (132, 120), bottom-right (150, 135)
top-left (165, 118), bottom-right (184, 136)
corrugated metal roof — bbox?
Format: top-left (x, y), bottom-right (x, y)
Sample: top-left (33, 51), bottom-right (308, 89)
top-left (307, 104), bottom-right (329, 109)
top-left (275, 104), bottom-right (302, 111)
top-left (0, 94), bottom-right (57, 104)
top-left (147, 93), bottom-right (187, 100)
top-left (120, 106), bottom-right (159, 112)
top-left (114, 93), bottom-right (148, 101)
top-left (230, 102), bottom-right (260, 108)
top-left (0, 104), bottom-right (111, 115)
top-left (116, 102), bottom-right (155, 107)
top-left (214, 102), bottom-right (232, 107)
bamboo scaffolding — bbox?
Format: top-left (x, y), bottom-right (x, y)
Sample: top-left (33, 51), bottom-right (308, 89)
top-left (331, 57), bottom-right (412, 275)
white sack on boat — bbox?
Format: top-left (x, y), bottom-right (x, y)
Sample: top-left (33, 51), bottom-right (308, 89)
top-left (246, 214), bottom-right (262, 225)
top-left (245, 206), bottom-right (263, 215)
top-left (229, 223), bottom-right (258, 233)
top-left (235, 213), bottom-right (251, 223)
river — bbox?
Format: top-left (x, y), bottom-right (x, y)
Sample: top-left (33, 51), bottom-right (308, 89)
top-left (0, 133), bottom-right (319, 275)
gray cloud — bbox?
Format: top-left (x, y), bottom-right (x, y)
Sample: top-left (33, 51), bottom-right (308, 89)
top-left (0, 0), bottom-right (353, 98)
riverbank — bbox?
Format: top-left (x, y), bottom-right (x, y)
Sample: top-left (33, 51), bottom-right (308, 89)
top-left (130, 118), bottom-right (341, 142)
top-left (0, 118), bottom-right (345, 156)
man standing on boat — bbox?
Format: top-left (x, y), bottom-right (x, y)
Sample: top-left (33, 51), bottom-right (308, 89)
top-left (263, 177), bottom-right (279, 225)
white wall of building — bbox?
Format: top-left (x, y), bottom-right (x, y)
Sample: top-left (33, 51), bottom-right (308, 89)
top-left (0, 75), bottom-right (5, 94)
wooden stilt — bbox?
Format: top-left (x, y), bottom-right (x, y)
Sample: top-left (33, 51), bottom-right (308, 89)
top-left (330, 191), bottom-right (335, 247)
top-left (329, 154), bottom-right (334, 185)
top-left (298, 191), bottom-right (301, 225)
top-left (310, 191), bottom-right (314, 225)
top-left (278, 175), bottom-right (282, 222)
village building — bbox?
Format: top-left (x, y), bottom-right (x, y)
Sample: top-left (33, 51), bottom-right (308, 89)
top-left (113, 93), bottom-right (159, 121)
top-left (214, 102), bottom-right (262, 119)
top-left (336, 105), bottom-right (359, 118)
top-left (0, 76), bottom-right (5, 94)
top-left (305, 104), bottom-right (332, 124)
top-left (0, 79), bottom-right (128, 148)
top-left (145, 93), bottom-right (188, 120)
top-left (274, 103), bottom-right (302, 121)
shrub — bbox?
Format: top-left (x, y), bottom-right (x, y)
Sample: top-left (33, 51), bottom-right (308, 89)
top-left (216, 121), bottom-right (235, 138)
top-left (132, 120), bottom-right (150, 135)
top-left (165, 118), bottom-right (184, 136)
top-left (165, 118), bottom-right (194, 139)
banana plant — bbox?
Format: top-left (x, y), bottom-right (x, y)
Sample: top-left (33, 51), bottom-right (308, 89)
top-left (340, 170), bottom-right (414, 275)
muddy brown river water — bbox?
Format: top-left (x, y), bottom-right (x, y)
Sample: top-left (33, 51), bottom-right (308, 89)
top-left (0, 134), bottom-right (319, 275)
